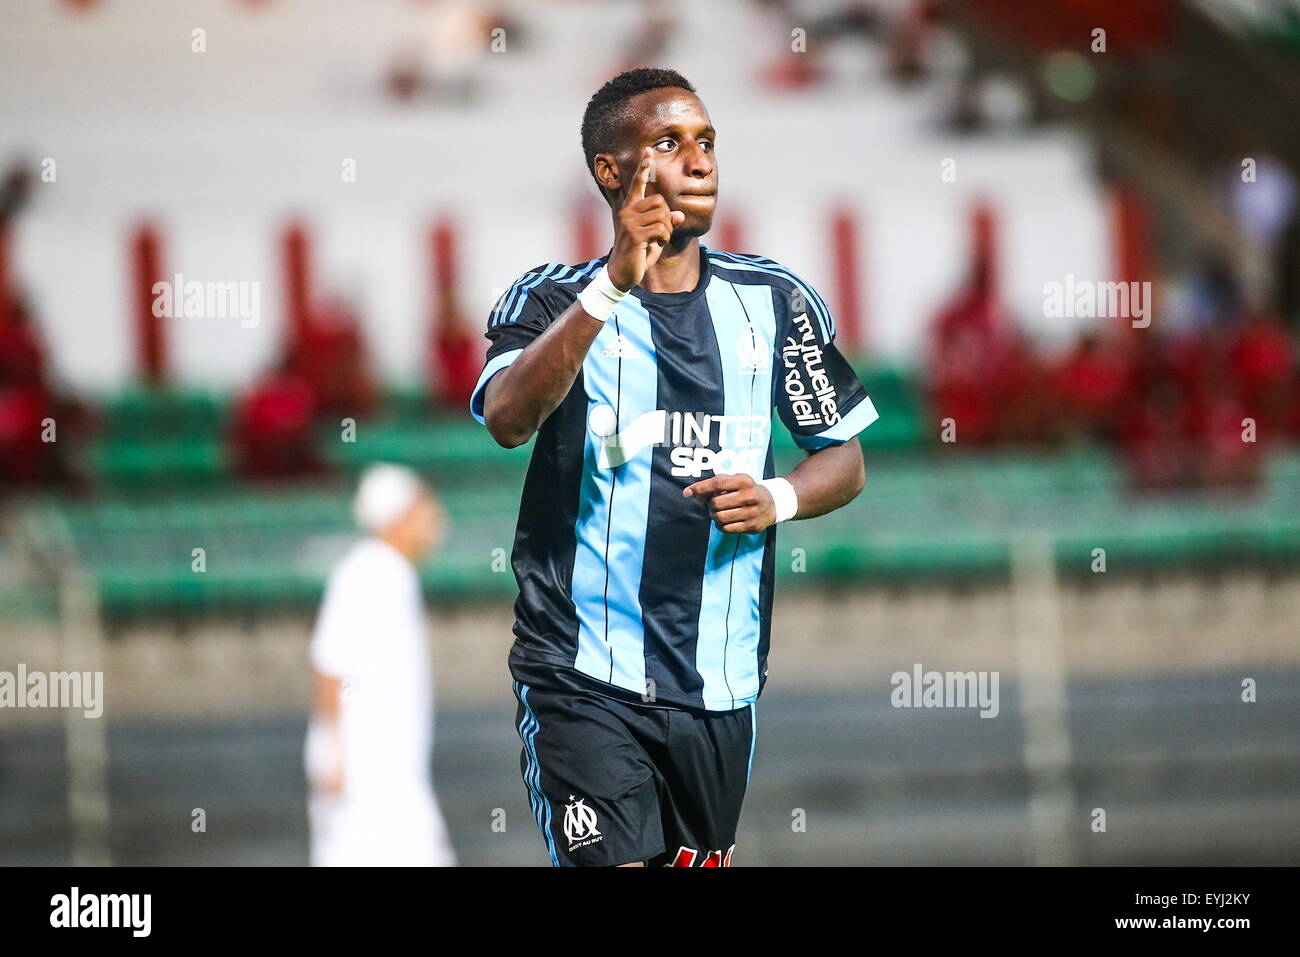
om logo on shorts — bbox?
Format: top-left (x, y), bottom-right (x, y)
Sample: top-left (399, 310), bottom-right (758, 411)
top-left (562, 795), bottom-right (602, 850)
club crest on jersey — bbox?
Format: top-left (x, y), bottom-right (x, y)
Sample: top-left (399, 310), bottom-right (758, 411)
top-left (562, 795), bottom-right (602, 851)
top-left (600, 332), bottom-right (639, 360)
top-left (588, 405), bottom-right (768, 477)
top-left (737, 322), bottom-right (771, 375)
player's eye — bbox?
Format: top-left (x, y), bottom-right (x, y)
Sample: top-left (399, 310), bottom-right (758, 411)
top-left (700, 139), bottom-right (714, 151)
top-left (654, 138), bottom-right (675, 152)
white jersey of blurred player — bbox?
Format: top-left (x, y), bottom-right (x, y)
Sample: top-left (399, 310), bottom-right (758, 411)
top-left (304, 464), bottom-right (456, 866)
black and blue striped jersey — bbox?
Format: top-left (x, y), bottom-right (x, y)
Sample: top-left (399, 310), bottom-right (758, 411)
top-left (470, 244), bottom-right (879, 712)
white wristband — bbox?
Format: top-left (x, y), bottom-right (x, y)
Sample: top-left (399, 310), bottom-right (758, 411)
top-left (759, 476), bottom-right (798, 523)
top-left (577, 264), bottom-right (629, 322)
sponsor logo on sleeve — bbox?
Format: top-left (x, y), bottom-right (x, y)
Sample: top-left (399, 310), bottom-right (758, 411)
top-left (781, 312), bottom-right (840, 429)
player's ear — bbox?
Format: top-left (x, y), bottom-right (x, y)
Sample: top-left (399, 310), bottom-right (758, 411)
top-left (593, 154), bottom-right (621, 198)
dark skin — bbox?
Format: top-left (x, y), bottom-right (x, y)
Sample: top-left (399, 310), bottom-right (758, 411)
top-left (482, 87), bottom-right (865, 534)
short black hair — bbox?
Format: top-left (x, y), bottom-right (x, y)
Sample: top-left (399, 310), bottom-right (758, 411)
top-left (581, 68), bottom-right (696, 202)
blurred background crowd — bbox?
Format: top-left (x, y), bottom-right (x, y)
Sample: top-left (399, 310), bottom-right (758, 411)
top-left (3, 1), bottom-right (1300, 493)
top-left (1, 0), bottom-right (1298, 866)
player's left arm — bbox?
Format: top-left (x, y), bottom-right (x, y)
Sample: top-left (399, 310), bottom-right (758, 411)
top-left (684, 275), bottom-right (876, 533)
top-left (786, 439), bottom-right (866, 517)
top-left (683, 440), bottom-right (864, 533)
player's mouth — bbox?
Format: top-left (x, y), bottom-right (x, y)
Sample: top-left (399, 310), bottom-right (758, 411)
top-left (675, 191), bottom-right (716, 204)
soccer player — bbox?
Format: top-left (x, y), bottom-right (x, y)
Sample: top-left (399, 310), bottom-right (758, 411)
top-left (305, 463), bottom-right (457, 866)
top-left (470, 68), bottom-right (878, 867)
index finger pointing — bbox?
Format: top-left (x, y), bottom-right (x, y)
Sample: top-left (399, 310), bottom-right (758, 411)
top-left (683, 476), bottom-right (720, 499)
top-left (628, 146), bottom-right (653, 204)
top-left (683, 474), bottom-right (741, 499)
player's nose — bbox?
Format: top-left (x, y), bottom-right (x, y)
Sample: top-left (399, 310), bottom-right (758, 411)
top-left (684, 143), bottom-right (714, 180)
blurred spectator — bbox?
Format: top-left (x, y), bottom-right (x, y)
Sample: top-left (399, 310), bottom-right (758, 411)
top-left (1054, 329), bottom-right (1131, 443)
top-left (1224, 152), bottom-right (1296, 256)
top-left (386, 0), bottom-right (513, 105)
top-left (1229, 309), bottom-right (1294, 437)
top-left (941, 71), bottom-right (1033, 136)
top-left (0, 296), bottom-right (47, 388)
top-left (1119, 377), bottom-right (1196, 491)
top-left (924, 237), bottom-right (1296, 492)
top-left (290, 296), bottom-right (380, 420)
top-left (614, 0), bottom-right (681, 75)
top-left (0, 297), bottom-right (74, 489)
top-left (1167, 318), bottom-right (1224, 394)
top-left (812, 0), bottom-right (883, 41)
top-left (0, 160), bottom-right (33, 224)
top-left (944, 73), bottom-right (987, 134)
top-left (0, 163), bottom-right (86, 491)
top-left (752, 0), bottom-right (825, 91)
top-left (305, 464), bottom-right (456, 867)
top-left (0, 373), bottom-right (54, 485)
top-left (990, 326), bottom-right (1053, 445)
top-left (927, 234), bottom-right (1007, 446)
top-left (1195, 352), bottom-right (1265, 489)
top-left (1288, 361), bottom-right (1300, 442)
top-left (885, 0), bottom-right (941, 86)
top-left (1223, 151), bottom-right (1298, 315)
top-left (429, 291), bottom-right (478, 413)
top-left (1, 159), bottom-right (36, 352)
top-left (1278, 203), bottom-right (1300, 330)
top-left (231, 292), bottom-right (379, 480)
top-left (230, 357), bottom-right (323, 480)
top-left (1179, 253), bottom-right (1243, 332)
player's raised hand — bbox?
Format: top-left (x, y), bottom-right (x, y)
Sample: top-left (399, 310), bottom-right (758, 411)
top-left (607, 146), bottom-right (686, 292)
top-left (683, 473), bottom-right (777, 534)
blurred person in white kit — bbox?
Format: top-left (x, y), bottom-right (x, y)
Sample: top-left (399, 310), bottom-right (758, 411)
top-left (305, 463), bottom-right (457, 866)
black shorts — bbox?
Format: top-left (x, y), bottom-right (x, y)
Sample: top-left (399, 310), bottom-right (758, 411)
top-left (512, 677), bottom-right (756, 867)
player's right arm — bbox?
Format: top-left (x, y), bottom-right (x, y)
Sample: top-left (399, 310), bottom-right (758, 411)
top-left (482, 147), bottom-right (683, 448)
